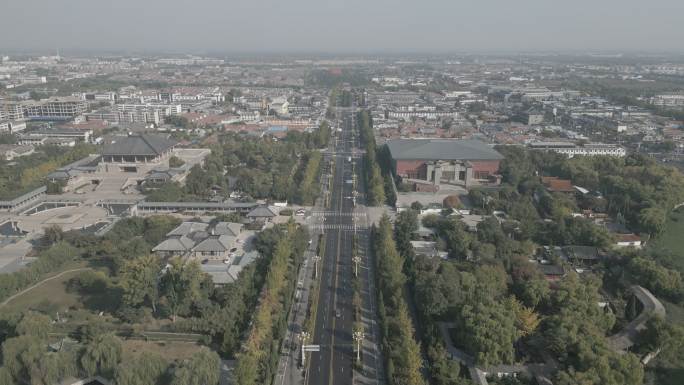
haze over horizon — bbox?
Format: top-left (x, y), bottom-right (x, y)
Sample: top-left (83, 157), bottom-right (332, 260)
top-left (1, 0), bottom-right (684, 54)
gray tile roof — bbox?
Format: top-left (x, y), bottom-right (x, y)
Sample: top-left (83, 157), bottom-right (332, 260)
top-left (386, 139), bottom-right (503, 161)
top-left (214, 222), bottom-right (243, 236)
top-left (200, 251), bottom-right (261, 285)
top-left (102, 134), bottom-right (177, 156)
top-left (138, 201), bottom-right (258, 209)
top-left (166, 222), bottom-right (209, 237)
top-left (152, 235), bottom-right (196, 252)
top-left (563, 245), bottom-right (600, 260)
top-left (193, 235), bottom-right (236, 252)
top-left (246, 206), bottom-right (277, 218)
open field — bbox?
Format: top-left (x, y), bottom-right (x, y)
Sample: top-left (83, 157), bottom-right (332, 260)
top-left (122, 339), bottom-right (204, 362)
top-left (649, 207), bottom-right (684, 274)
top-left (1, 263), bottom-right (90, 313)
top-left (646, 227), bottom-right (684, 385)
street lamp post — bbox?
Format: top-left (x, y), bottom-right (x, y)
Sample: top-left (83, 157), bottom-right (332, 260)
top-left (353, 330), bottom-right (364, 363)
top-left (300, 331), bottom-right (310, 367)
top-left (352, 256), bottom-right (361, 278)
top-left (312, 255), bottom-right (321, 279)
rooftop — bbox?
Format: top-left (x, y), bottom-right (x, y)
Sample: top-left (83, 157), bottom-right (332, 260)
top-left (102, 134), bottom-right (177, 157)
top-left (386, 139), bottom-right (503, 161)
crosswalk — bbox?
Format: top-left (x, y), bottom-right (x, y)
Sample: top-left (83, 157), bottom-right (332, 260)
top-left (309, 224), bottom-right (367, 231)
top-left (311, 211), bottom-right (367, 218)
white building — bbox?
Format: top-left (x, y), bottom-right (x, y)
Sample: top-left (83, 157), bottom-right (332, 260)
top-left (529, 142), bottom-right (626, 158)
top-left (650, 94), bottom-right (684, 108)
top-left (117, 104), bottom-right (182, 124)
top-left (22, 97), bottom-right (88, 120)
top-left (388, 111), bottom-right (458, 121)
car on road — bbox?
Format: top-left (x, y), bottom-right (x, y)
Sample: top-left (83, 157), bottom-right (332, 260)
top-left (335, 309), bottom-right (341, 318)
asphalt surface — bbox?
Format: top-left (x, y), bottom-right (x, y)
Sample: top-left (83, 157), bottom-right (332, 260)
top-left (307, 107), bottom-right (356, 385)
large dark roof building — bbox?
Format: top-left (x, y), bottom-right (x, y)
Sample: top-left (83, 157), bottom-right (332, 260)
top-left (102, 134), bottom-right (177, 164)
top-left (387, 139), bottom-right (504, 161)
top-left (386, 139), bottom-right (503, 189)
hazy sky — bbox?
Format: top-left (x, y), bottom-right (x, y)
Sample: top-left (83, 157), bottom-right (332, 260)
top-left (1, 0), bottom-right (683, 53)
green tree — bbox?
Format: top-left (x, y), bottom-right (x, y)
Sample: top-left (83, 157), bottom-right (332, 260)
top-left (80, 333), bottom-right (122, 377)
top-left (639, 207), bottom-right (666, 236)
top-left (120, 254), bottom-right (162, 312)
top-left (0, 367), bottom-right (13, 385)
top-left (1, 335), bottom-right (44, 383)
top-left (458, 299), bottom-right (519, 367)
top-left (115, 352), bottom-right (168, 385)
top-left (42, 225), bottom-right (64, 246)
top-left (168, 155), bottom-right (185, 168)
top-left (171, 348), bottom-right (220, 385)
top-left (16, 312), bottom-right (52, 340)
top-left (628, 257), bottom-right (683, 299)
top-left (160, 258), bottom-right (207, 322)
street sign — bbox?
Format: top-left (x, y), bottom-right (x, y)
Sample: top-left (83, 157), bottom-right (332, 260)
top-left (303, 345), bottom-right (320, 352)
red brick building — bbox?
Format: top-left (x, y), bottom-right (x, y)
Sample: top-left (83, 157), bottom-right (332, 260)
top-left (386, 139), bottom-right (503, 189)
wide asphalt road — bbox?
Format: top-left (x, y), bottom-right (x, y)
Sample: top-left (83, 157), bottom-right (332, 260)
top-left (307, 106), bottom-right (356, 385)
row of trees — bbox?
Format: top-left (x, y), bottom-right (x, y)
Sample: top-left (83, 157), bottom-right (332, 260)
top-left (293, 151), bottom-right (322, 205)
top-left (329, 88), bottom-right (354, 107)
top-left (394, 210), bottom-right (465, 385)
top-left (0, 312), bottom-right (221, 385)
top-left (312, 121), bottom-right (331, 149)
top-left (358, 110), bottom-right (386, 206)
top-left (372, 215), bottom-right (425, 385)
top-left (234, 222), bottom-right (308, 385)
top-left (0, 142), bottom-right (96, 199)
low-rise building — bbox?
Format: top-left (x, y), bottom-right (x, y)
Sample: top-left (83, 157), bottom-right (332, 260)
top-left (387, 139), bottom-right (503, 189)
top-left (152, 221), bottom-right (243, 261)
top-left (0, 144), bottom-right (34, 160)
top-left (0, 120), bottom-right (26, 133)
top-left (615, 233), bottom-right (643, 249)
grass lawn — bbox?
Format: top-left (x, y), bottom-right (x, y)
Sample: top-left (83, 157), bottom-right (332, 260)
top-left (121, 339), bottom-right (204, 363)
top-left (646, 367), bottom-right (684, 385)
top-left (2, 265), bottom-right (89, 314)
top-left (648, 207), bottom-right (684, 273)
top-left (662, 300), bottom-right (684, 325)
top-left (646, 227), bottom-right (684, 385)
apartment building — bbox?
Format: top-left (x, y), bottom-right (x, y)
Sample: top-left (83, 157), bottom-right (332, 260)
top-left (529, 142), bottom-right (626, 157)
top-left (22, 97), bottom-right (88, 120)
top-left (117, 103), bottom-right (182, 124)
top-left (650, 94), bottom-right (684, 108)
top-left (0, 102), bottom-right (26, 121)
